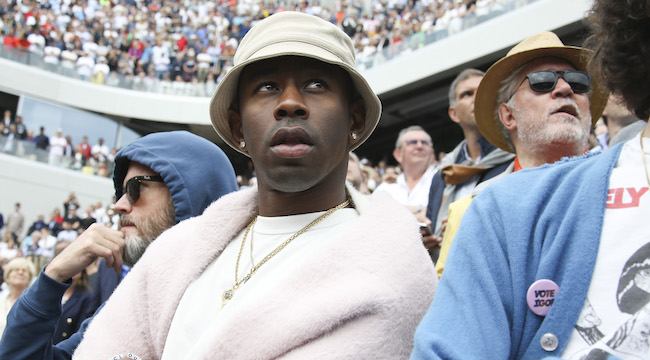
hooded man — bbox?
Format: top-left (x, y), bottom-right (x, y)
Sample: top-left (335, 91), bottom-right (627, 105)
top-left (0, 130), bottom-right (238, 359)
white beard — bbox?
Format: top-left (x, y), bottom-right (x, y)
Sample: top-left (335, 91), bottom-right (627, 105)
top-left (514, 98), bottom-right (591, 151)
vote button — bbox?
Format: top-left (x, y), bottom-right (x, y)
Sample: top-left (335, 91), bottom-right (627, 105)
top-left (526, 279), bottom-right (559, 316)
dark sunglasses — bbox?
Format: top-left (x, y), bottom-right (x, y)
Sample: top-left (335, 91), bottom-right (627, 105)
top-left (124, 175), bottom-right (164, 204)
top-left (522, 70), bottom-right (591, 94)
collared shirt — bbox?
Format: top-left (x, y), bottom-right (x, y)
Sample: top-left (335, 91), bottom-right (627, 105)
top-left (374, 165), bottom-right (437, 210)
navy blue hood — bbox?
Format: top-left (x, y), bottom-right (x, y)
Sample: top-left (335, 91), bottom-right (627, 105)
top-left (113, 131), bottom-right (238, 223)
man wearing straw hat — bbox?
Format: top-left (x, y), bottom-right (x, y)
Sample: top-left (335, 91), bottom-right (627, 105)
top-left (73, 12), bottom-right (435, 359)
top-left (410, 31), bottom-right (613, 359)
top-left (433, 31), bottom-right (609, 278)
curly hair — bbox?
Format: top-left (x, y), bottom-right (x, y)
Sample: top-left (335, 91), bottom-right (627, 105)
top-left (585, 0), bottom-right (650, 120)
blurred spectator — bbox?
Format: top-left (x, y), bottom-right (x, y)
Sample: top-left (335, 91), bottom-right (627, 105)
top-left (26, 214), bottom-right (47, 235)
top-left (375, 125), bottom-right (437, 219)
top-left (196, 48), bottom-right (212, 83)
top-left (63, 135), bottom-right (74, 165)
top-left (75, 136), bottom-right (92, 166)
top-left (47, 208), bottom-right (63, 236)
top-left (152, 38), bottom-right (170, 80)
top-left (91, 56), bottom-right (110, 84)
top-left (2, 123), bottom-right (18, 154)
top-left (347, 152), bottom-right (371, 194)
top-left (21, 230), bottom-right (41, 260)
top-left (4, 203), bottom-right (24, 242)
top-left (602, 94), bottom-right (646, 148)
top-left (91, 202), bottom-right (108, 226)
top-left (38, 227), bottom-right (57, 260)
top-left (79, 206), bottom-right (97, 230)
top-left (43, 41), bottom-right (62, 72)
top-left (63, 206), bottom-right (82, 231)
top-left (48, 129), bottom-right (66, 166)
top-left (63, 193), bottom-right (80, 216)
top-left (76, 51), bottom-right (95, 81)
top-left (56, 221), bottom-right (77, 242)
top-left (0, 258), bottom-right (37, 337)
top-left (0, 232), bottom-right (22, 263)
top-left (27, 29), bottom-right (45, 56)
top-left (14, 116), bottom-right (26, 140)
top-left (91, 137), bottom-right (109, 163)
top-left (426, 68), bottom-right (514, 255)
top-left (34, 126), bottom-right (49, 150)
top-left (2, 110), bottom-right (12, 127)
top-left (60, 49), bottom-right (79, 78)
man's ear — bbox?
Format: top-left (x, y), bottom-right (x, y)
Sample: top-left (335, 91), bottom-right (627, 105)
top-left (349, 97), bottom-right (366, 145)
top-left (228, 108), bottom-right (246, 152)
top-left (393, 147), bottom-right (403, 164)
top-left (498, 103), bottom-right (517, 131)
top-left (448, 106), bottom-right (461, 125)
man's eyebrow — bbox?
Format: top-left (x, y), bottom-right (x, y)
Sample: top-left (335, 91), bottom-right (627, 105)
top-left (242, 67), bottom-right (277, 82)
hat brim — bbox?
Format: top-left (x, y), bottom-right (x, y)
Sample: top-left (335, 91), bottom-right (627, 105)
top-left (210, 42), bottom-right (382, 157)
top-left (475, 46), bottom-right (609, 153)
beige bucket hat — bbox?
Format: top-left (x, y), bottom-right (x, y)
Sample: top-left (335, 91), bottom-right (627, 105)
top-left (475, 31), bottom-right (609, 152)
top-left (209, 11), bottom-right (382, 156)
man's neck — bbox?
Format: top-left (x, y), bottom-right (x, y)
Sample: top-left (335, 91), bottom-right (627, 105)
top-left (462, 127), bottom-right (483, 162)
top-left (516, 143), bottom-right (585, 169)
top-left (403, 165), bottom-right (428, 191)
top-left (256, 182), bottom-right (349, 217)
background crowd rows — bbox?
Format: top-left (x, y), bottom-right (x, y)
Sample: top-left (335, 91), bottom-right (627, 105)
top-left (0, 0), bottom-right (529, 95)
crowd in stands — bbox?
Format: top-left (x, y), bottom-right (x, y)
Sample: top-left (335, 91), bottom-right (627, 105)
top-left (0, 110), bottom-right (117, 177)
top-left (0, 0), bottom-right (528, 95)
top-left (0, 193), bottom-right (118, 339)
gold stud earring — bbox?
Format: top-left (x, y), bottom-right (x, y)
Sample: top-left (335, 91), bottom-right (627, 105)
top-left (240, 141), bottom-right (246, 148)
top-left (351, 133), bottom-right (358, 141)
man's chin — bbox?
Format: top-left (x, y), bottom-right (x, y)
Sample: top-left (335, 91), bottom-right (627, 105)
top-left (122, 235), bottom-right (149, 268)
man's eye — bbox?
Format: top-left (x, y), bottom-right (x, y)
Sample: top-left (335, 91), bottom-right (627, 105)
top-left (258, 83), bottom-right (276, 92)
top-left (460, 90), bottom-right (473, 98)
top-left (306, 80), bottom-right (326, 89)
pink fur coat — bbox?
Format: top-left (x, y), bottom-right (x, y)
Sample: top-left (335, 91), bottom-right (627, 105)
top-left (73, 186), bottom-right (436, 359)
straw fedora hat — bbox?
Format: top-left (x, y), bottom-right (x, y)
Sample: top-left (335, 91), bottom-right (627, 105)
top-left (475, 31), bottom-right (609, 153)
top-left (209, 11), bottom-right (382, 156)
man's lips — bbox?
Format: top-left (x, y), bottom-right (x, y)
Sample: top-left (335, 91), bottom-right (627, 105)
top-left (270, 127), bottom-right (314, 158)
top-left (552, 104), bottom-right (579, 118)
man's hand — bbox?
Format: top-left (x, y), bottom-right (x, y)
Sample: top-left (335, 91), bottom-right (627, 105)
top-left (45, 223), bottom-right (125, 282)
top-left (422, 233), bottom-right (442, 251)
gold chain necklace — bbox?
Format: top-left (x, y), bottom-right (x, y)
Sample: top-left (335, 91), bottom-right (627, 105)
top-left (641, 127), bottom-right (650, 186)
top-left (221, 199), bottom-right (351, 308)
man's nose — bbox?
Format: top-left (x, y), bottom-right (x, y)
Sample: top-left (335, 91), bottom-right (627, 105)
top-left (114, 194), bottom-right (132, 215)
top-left (274, 85), bottom-right (309, 120)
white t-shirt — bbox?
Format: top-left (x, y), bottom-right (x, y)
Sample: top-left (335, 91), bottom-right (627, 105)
top-left (161, 207), bottom-right (359, 359)
top-left (563, 133), bottom-right (650, 359)
top-left (374, 165), bottom-right (437, 211)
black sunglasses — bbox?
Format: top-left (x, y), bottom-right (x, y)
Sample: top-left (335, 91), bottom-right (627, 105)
top-left (522, 70), bottom-right (591, 94)
top-left (124, 175), bottom-right (164, 204)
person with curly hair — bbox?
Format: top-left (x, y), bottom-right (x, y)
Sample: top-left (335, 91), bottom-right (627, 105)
top-left (411, 0), bottom-right (650, 358)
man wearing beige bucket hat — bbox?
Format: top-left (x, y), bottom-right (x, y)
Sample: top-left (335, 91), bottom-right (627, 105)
top-left (73, 11), bottom-right (436, 359)
top-left (410, 30), bottom-right (631, 359)
top-left (433, 31), bottom-right (608, 277)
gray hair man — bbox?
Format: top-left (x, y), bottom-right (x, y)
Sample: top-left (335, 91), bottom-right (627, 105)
top-left (426, 69), bottom-right (514, 258)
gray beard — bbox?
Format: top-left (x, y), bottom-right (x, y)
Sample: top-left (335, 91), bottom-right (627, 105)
top-left (119, 199), bottom-right (175, 267)
top-left (122, 234), bottom-right (149, 267)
